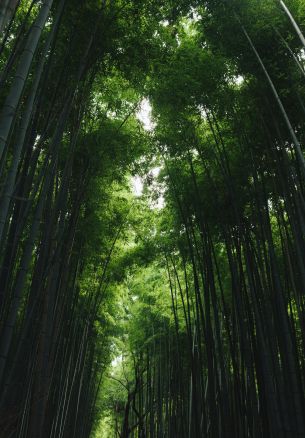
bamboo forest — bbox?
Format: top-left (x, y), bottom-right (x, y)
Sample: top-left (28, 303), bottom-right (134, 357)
top-left (3, 0), bottom-right (305, 437)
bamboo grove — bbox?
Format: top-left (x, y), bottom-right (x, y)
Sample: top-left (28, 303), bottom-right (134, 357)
top-left (1, 0), bottom-right (305, 437)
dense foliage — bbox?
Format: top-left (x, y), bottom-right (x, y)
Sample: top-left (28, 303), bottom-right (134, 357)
top-left (1, 1), bottom-right (305, 437)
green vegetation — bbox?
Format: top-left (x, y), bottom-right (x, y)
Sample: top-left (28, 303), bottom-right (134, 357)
top-left (1, 0), bottom-right (305, 437)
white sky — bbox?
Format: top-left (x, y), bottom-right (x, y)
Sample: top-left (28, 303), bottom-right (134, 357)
top-left (132, 176), bottom-right (143, 196)
top-left (136, 98), bottom-right (155, 132)
top-left (111, 355), bottom-right (122, 368)
top-left (235, 75), bottom-right (244, 85)
top-left (132, 99), bottom-right (165, 208)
